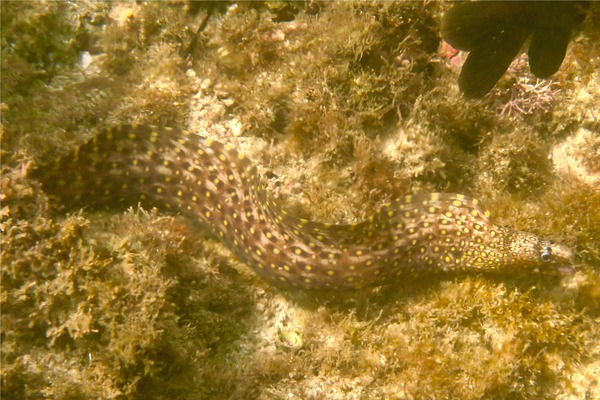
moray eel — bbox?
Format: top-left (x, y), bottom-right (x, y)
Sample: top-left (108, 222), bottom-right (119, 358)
top-left (30, 125), bottom-right (575, 288)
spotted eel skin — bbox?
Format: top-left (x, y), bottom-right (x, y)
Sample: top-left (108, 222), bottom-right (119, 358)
top-left (31, 125), bottom-right (575, 289)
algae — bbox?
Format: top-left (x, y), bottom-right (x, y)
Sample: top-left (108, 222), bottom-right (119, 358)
top-left (2, 1), bottom-right (599, 399)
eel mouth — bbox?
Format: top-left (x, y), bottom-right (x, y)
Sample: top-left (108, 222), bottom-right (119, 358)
top-left (554, 264), bottom-right (578, 275)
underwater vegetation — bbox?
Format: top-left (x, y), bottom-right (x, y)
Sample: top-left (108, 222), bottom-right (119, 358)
top-left (2, 1), bottom-right (599, 399)
top-left (442, 1), bottom-right (589, 98)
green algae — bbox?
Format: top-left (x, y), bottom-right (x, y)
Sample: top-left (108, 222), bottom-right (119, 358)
top-left (2, 1), bottom-right (599, 399)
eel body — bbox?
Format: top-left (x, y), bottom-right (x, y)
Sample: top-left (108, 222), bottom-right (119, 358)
top-left (31, 125), bottom-right (574, 288)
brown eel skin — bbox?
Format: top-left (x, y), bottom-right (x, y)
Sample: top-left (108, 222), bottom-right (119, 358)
top-left (30, 125), bottom-right (575, 288)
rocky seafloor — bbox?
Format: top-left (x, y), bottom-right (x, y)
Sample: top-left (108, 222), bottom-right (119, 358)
top-left (1, 2), bottom-right (599, 399)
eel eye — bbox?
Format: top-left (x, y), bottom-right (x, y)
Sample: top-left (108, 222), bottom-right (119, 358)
top-left (541, 251), bottom-right (552, 262)
top-left (541, 242), bottom-right (553, 262)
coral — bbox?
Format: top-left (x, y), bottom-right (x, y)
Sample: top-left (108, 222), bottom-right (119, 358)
top-left (499, 77), bottom-right (559, 117)
top-left (478, 54), bottom-right (561, 119)
top-left (441, 1), bottom-right (589, 98)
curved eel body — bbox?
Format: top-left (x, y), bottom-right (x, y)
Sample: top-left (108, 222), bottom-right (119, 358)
top-left (31, 125), bottom-right (574, 288)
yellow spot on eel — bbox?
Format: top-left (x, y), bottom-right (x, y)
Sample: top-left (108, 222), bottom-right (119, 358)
top-left (30, 125), bottom-right (575, 288)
